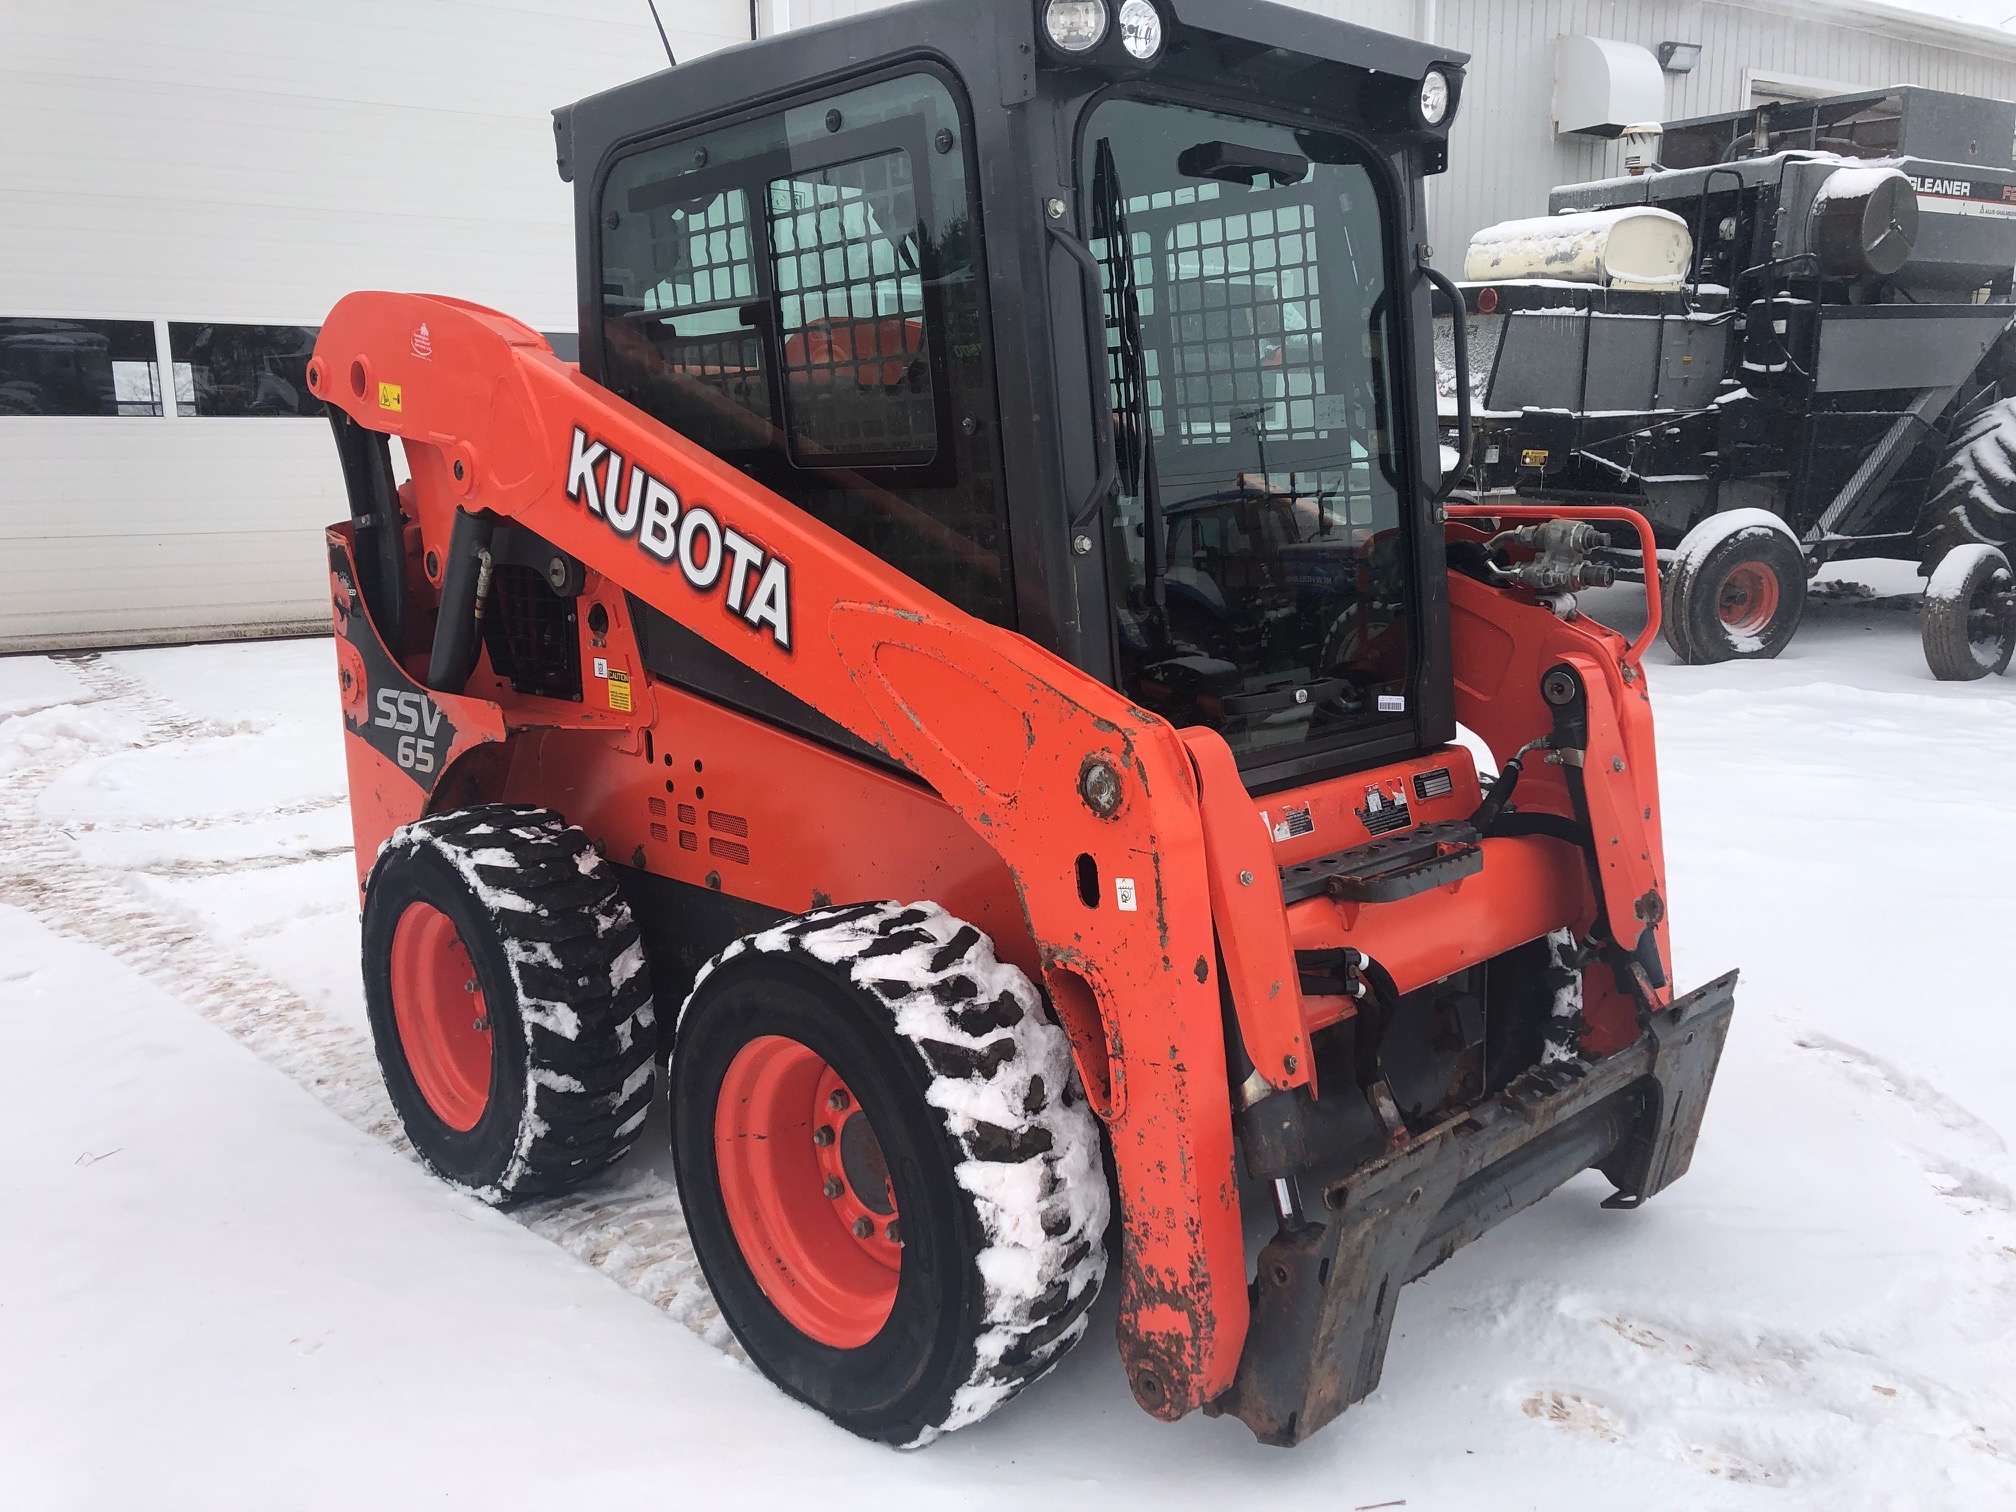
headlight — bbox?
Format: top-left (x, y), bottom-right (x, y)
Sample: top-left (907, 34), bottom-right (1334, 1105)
top-left (1044, 0), bottom-right (1109, 52)
top-left (1419, 68), bottom-right (1451, 127)
top-left (1116, 0), bottom-right (1162, 60)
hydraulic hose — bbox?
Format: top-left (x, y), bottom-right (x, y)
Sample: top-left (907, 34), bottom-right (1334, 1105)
top-left (427, 507), bottom-right (497, 693)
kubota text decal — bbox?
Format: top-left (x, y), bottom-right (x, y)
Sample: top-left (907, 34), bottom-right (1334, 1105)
top-left (564, 425), bottom-right (793, 650)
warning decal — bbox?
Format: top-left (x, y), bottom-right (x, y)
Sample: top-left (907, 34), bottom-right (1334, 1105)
top-left (378, 381), bottom-right (403, 412)
top-left (606, 668), bottom-right (632, 712)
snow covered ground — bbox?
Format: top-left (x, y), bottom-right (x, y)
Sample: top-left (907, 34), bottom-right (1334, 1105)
top-left (3, 578), bottom-right (2014, 1510)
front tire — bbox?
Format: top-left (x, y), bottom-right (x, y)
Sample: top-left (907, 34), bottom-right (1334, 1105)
top-left (1664, 513), bottom-right (1808, 664)
top-left (670, 902), bottom-right (1110, 1447)
top-left (362, 806), bottom-right (656, 1204)
top-left (1922, 544), bottom-right (2016, 681)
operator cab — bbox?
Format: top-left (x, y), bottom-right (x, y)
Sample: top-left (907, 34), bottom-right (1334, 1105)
top-left (557, 0), bottom-right (1466, 792)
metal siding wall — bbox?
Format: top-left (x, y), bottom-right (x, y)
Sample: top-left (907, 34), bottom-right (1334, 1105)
top-left (1427, 1), bottom-right (2016, 265)
top-left (0, 0), bottom-right (752, 651)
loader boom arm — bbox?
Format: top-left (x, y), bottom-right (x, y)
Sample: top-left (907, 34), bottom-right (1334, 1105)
top-left (310, 291), bottom-right (1252, 1415)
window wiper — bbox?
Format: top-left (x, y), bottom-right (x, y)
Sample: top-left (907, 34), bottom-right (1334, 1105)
top-left (1092, 138), bottom-right (1166, 619)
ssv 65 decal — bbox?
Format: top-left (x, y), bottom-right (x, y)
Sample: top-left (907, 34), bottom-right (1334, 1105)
top-left (564, 425), bottom-right (793, 651)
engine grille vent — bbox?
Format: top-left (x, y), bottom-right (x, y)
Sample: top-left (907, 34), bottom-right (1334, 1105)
top-left (1413, 767), bottom-right (1454, 802)
top-left (481, 564), bottom-right (581, 702)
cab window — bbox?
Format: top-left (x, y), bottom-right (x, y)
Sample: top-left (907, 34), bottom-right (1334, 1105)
top-left (599, 72), bottom-right (1010, 625)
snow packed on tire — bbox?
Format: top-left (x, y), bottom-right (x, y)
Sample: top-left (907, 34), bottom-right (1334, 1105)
top-left (678, 900), bottom-right (1112, 1447)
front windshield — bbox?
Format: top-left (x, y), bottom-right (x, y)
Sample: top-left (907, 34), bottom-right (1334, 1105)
top-left (1083, 97), bottom-right (1415, 770)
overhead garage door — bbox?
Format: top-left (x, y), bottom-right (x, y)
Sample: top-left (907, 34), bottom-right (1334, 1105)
top-left (0, 0), bottom-right (750, 651)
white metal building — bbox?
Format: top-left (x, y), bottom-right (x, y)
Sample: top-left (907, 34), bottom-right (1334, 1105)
top-left (8, 0), bottom-right (2016, 649)
top-left (0, 0), bottom-right (754, 651)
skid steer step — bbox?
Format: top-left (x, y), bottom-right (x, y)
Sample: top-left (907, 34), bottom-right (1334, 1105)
top-left (1278, 820), bottom-right (1485, 905)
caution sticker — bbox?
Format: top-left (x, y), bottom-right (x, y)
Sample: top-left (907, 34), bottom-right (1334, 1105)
top-left (378, 381), bottom-right (403, 412)
top-left (1520, 447), bottom-right (1548, 468)
top-left (606, 667), bottom-right (632, 712)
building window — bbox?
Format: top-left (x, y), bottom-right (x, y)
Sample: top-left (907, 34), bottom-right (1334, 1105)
top-left (0, 317), bottom-right (162, 416)
top-left (169, 323), bottom-right (322, 417)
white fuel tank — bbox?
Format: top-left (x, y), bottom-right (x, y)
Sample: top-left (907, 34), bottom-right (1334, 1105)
top-left (1463, 206), bottom-right (1694, 290)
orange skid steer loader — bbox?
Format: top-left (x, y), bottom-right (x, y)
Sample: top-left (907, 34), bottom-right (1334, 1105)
top-left (314, 0), bottom-right (1737, 1448)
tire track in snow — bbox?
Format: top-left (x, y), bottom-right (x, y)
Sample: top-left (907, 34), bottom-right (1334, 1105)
top-left (0, 656), bottom-right (400, 1142)
top-left (0, 654), bottom-right (730, 1356)
top-left (1508, 1022), bottom-right (2016, 1501)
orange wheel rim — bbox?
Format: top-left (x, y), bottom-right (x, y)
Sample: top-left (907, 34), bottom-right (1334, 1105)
top-left (714, 1035), bottom-right (902, 1348)
top-left (389, 902), bottom-right (493, 1131)
top-left (1717, 560), bottom-right (1781, 636)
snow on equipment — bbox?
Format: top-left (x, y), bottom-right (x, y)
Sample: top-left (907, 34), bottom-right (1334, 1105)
top-left (1463, 207), bottom-right (1693, 290)
top-left (1439, 87), bottom-right (2016, 676)
top-left (312, 0), bottom-right (1737, 1449)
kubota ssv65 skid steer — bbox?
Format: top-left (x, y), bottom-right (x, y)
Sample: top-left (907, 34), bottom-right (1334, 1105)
top-left (312, 0), bottom-right (1737, 1448)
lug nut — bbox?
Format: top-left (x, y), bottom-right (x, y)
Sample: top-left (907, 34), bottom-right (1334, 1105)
top-left (823, 1176), bottom-right (844, 1200)
top-left (812, 1124), bottom-right (834, 1147)
top-left (852, 1217), bottom-right (875, 1239)
top-left (471, 1017), bottom-right (489, 1033)
top-left (464, 980), bottom-right (478, 993)
top-left (886, 1221), bottom-right (902, 1245)
top-left (827, 1089), bottom-right (851, 1112)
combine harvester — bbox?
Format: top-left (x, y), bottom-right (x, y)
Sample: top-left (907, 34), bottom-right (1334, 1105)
top-left (1446, 87), bottom-right (2016, 679)
top-left (312, 0), bottom-right (1736, 1448)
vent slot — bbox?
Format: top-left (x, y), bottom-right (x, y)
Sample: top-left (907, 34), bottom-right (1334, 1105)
top-left (677, 804), bottom-right (698, 826)
top-left (708, 811), bottom-right (749, 837)
top-left (709, 836), bottom-right (751, 864)
top-left (648, 797), bottom-right (667, 817)
top-left (1412, 767), bottom-right (1454, 801)
top-left (649, 822), bottom-right (668, 842)
top-left (679, 831), bottom-right (698, 851)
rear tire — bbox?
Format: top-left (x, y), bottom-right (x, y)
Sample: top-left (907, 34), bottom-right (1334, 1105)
top-left (670, 901), bottom-right (1109, 1447)
top-left (362, 805), bottom-right (656, 1204)
top-left (1663, 517), bottom-right (1807, 663)
top-left (1922, 544), bottom-right (2016, 681)
top-left (1921, 392), bottom-right (2016, 568)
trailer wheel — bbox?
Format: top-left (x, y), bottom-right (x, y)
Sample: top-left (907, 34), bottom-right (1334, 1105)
top-left (670, 902), bottom-right (1109, 1448)
top-left (1922, 544), bottom-right (2016, 681)
top-left (362, 806), bottom-right (656, 1204)
top-left (1664, 517), bottom-right (1807, 663)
